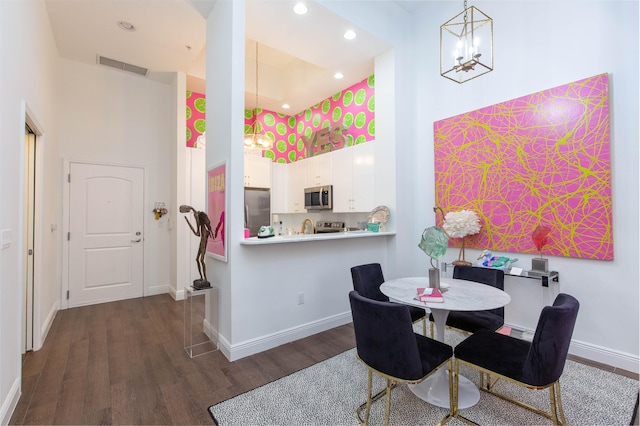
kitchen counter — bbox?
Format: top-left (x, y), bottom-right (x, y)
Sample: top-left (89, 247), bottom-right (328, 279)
top-left (240, 230), bottom-right (395, 245)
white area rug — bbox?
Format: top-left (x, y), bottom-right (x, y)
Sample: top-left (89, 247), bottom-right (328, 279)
top-left (209, 329), bottom-right (638, 425)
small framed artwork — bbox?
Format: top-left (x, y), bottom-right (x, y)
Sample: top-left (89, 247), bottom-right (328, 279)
top-left (206, 161), bottom-right (227, 262)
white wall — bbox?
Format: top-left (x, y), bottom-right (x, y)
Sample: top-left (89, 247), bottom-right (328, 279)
top-left (0, 1), bottom-right (60, 423)
top-left (206, 0), bottom-right (639, 372)
top-left (406, 0), bottom-right (639, 371)
top-left (56, 59), bottom-right (174, 298)
top-left (203, 0), bottom-right (412, 361)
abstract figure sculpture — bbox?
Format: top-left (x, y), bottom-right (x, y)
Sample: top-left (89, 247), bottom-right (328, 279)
top-left (179, 205), bottom-right (213, 289)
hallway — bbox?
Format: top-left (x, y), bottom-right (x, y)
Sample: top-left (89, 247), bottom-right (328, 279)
top-left (10, 294), bottom-right (355, 425)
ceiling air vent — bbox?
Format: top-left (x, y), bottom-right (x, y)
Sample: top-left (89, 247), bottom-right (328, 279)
top-left (97, 55), bottom-right (148, 77)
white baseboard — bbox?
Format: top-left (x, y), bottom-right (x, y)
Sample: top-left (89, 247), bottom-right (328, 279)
top-left (1, 378), bottom-right (21, 426)
top-left (36, 301), bottom-right (59, 351)
top-left (506, 322), bottom-right (639, 374)
top-left (147, 284), bottom-right (169, 297)
top-left (221, 312), bottom-right (353, 362)
top-left (570, 339), bottom-right (639, 374)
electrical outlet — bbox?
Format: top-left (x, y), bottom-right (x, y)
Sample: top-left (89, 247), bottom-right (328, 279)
top-left (297, 292), bottom-right (304, 305)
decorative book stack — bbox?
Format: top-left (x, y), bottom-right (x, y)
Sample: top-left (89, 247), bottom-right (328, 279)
top-left (416, 287), bottom-right (444, 303)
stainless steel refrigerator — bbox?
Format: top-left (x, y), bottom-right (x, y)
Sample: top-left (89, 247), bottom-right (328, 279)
top-left (244, 187), bottom-right (271, 237)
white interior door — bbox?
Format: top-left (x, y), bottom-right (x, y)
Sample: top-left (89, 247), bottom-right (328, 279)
top-left (68, 162), bottom-right (144, 307)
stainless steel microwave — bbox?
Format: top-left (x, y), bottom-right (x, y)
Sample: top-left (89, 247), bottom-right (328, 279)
top-left (304, 185), bottom-right (332, 210)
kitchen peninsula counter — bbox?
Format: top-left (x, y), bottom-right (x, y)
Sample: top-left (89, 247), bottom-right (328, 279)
top-left (240, 231), bottom-right (395, 245)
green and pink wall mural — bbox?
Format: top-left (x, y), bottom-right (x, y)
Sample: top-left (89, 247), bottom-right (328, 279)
top-left (185, 75), bottom-right (375, 158)
top-left (434, 73), bottom-right (612, 260)
top-left (186, 91), bottom-right (206, 148)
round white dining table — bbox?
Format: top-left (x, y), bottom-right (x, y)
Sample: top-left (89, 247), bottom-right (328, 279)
top-left (380, 276), bottom-right (511, 409)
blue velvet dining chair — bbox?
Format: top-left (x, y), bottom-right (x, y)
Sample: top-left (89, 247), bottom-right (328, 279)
top-left (351, 263), bottom-right (427, 335)
top-left (348, 290), bottom-right (454, 425)
top-left (430, 265), bottom-right (505, 337)
top-left (452, 293), bottom-right (580, 425)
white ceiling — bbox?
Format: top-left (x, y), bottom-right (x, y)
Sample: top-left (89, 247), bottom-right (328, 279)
top-left (43, 0), bottom-right (418, 115)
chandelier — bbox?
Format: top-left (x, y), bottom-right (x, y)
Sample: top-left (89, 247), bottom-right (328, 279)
top-left (244, 42), bottom-right (273, 150)
top-left (440, 0), bottom-right (493, 84)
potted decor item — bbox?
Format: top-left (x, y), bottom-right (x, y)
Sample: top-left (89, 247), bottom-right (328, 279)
top-left (418, 225), bottom-right (449, 288)
top-left (441, 209), bottom-right (481, 266)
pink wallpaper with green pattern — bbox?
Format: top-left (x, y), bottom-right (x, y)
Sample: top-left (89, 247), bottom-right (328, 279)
top-left (247, 75), bottom-right (375, 163)
top-left (434, 73), bottom-right (612, 260)
top-left (186, 91), bottom-right (206, 148)
top-left (185, 75), bottom-right (375, 157)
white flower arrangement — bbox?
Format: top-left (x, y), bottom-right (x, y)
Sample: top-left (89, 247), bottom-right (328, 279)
top-left (442, 210), bottom-right (481, 238)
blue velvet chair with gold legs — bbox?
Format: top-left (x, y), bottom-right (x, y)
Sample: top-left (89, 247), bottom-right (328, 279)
top-left (452, 293), bottom-right (580, 425)
top-left (430, 265), bottom-right (505, 337)
top-left (349, 290), bottom-right (455, 425)
top-left (351, 263), bottom-right (427, 335)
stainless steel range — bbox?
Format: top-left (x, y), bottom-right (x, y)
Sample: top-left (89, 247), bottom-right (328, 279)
top-left (315, 221), bottom-right (345, 233)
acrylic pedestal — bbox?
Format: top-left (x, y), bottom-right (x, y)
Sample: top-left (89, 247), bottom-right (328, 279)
top-left (184, 285), bottom-right (218, 358)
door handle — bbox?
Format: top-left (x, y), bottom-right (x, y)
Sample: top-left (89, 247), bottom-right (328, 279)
top-left (131, 238), bottom-right (142, 243)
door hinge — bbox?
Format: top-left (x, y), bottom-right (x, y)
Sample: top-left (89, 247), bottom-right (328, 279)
top-left (28, 249), bottom-right (33, 255)
top-left (68, 173), bottom-right (71, 183)
top-left (66, 290), bottom-right (69, 300)
top-left (67, 232), bottom-right (70, 241)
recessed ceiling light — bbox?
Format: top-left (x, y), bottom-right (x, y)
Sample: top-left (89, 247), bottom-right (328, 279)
top-left (282, 104), bottom-right (290, 109)
top-left (293, 3), bottom-right (308, 15)
top-left (117, 21), bottom-right (136, 31)
top-left (344, 30), bottom-right (356, 40)
top-left (334, 72), bottom-right (344, 79)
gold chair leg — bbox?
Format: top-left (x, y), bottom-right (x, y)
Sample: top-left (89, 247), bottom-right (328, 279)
top-left (437, 360), bottom-right (456, 425)
top-left (550, 381), bottom-right (566, 425)
top-left (430, 321), bottom-right (435, 338)
top-left (555, 381), bottom-right (567, 425)
top-left (453, 360), bottom-right (459, 416)
top-left (451, 360), bottom-right (479, 426)
top-left (356, 370), bottom-right (373, 425)
top-left (356, 370), bottom-right (399, 425)
top-left (384, 379), bottom-right (392, 426)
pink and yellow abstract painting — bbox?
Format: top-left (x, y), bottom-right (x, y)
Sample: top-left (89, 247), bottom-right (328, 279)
top-left (434, 73), bottom-right (612, 260)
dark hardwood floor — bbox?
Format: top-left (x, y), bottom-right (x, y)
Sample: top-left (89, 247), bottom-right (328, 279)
top-left (10, 293), bottom-right (638, 425)
top-left (10, 294), bottom-right (356, 425)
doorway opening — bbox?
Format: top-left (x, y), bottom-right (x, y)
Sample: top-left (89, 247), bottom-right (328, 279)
top-left (23, 124), bottom-right (36, 353)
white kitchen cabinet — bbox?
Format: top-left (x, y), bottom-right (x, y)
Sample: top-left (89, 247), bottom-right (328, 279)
top-left (271, 162), bottom-right (287, 213)
top-left (244, 155), bottom-right (272, 188)
top-left (286, 160), bottom-right (307, 213)
top-left (305, 153), bottom-right (332, 187)
top-left (332, 143), bottom-right (375, 212)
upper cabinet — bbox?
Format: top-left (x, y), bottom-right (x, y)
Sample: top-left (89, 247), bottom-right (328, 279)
top-left (244, 155), bottom-right (272, 188)
top-left (272, 160), bottom-right (306, 214)
top-left (305, 154), bottom-right (332, 187)
top-left (271, 162), bottom-right (287, 213)
top-left (332, 143), bottom-right (375, 213)
top-left (286, 160), bottom-right (306, 213)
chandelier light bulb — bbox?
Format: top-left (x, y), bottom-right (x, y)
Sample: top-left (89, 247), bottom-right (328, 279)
top-left (440, 4), bottom-right (494, 83)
